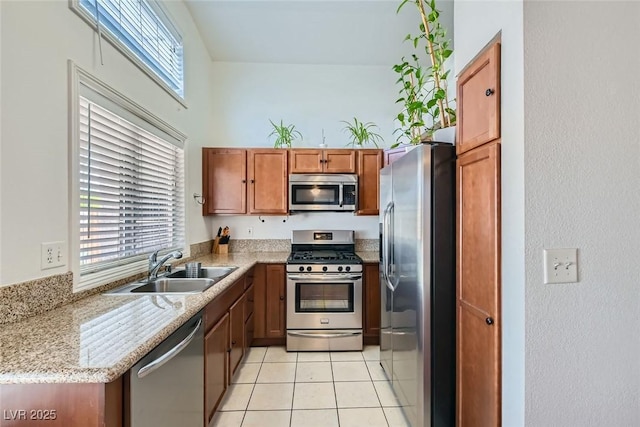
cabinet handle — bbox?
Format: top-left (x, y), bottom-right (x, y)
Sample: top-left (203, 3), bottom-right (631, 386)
top-left (250, 179), bottom-right (255, 184)
top-left (485, 88), bottom-right (495, 96)
top-left (279, 296), bottom-right (284, 301)
top-left (485, 317), bottom-right (494, 325)
top-left (232, 340), bottom-right (236, 345)
top-left (242, 179), bottom-right (246, 183)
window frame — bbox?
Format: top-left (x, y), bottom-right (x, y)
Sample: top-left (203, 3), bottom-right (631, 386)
top-left (68, 0), bottom-right (187, 107)
top-left (68, 61), bottom-right (188, 292)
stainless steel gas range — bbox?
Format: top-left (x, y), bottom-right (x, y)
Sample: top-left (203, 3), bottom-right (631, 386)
top-left (286, 230), bottom-right (364, 351)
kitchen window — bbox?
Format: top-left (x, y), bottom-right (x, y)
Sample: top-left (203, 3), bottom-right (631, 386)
top-left (69, 62), bottom-right (186, 291)
top-left (70, 0), bottom-right (185, 103)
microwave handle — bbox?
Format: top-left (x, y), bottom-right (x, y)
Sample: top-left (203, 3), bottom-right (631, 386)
top-left (339, 185), bottom-right (343, 208)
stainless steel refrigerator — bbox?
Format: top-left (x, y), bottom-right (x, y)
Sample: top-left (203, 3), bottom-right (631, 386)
top-left (379, 143), bottom-right (455, 427)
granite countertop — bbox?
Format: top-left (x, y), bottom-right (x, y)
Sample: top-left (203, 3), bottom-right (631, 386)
top-left (0, 251), bottom-right (377, 384)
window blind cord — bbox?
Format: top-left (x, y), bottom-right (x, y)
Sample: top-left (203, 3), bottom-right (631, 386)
top-left (93, 0), bottom-right (104, 65)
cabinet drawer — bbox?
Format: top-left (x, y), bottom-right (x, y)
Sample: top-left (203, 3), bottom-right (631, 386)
top-left (244, 285), bottom-right (254, 322)
top-left (245, 267), bottom-right (255, 290)
top-left (205, 277), bottom-right (244, 332)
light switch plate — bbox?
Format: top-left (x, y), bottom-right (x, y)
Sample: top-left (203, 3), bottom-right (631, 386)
top-left (543, 248), bottom-right (578, 284)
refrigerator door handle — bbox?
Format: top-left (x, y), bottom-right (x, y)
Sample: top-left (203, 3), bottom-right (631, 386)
top-left (385, 202), bottom-right (399, 291)
top-left (382, 202), bottom-right (393, 289)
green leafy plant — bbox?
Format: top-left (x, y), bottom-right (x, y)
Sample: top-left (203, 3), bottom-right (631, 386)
top-left (268, 119), bottom-right (303, 148)
top-left (393, 0), bottom-right (455, 147)
top-left (341, 117), bottom-right (384, 148)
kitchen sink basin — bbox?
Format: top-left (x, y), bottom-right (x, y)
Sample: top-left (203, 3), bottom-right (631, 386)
top-left (130, 278), bottom-right (216, 294)
top-left (104, 265), bottom-right (238, 295)
top-left (167, 266), bottom-right (238, 279)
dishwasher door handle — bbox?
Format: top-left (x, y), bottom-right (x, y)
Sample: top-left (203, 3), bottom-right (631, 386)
top-left (137, 318), bottom-right (203, 379)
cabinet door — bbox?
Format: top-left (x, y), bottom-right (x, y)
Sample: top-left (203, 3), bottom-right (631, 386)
top-left (356, 149), bottom-right (382, 215)
top-left (456, 42), bottom-right (501, 155)
top-left (244, 312), bottom-right (255, 353)
top-left (289, 149), bottom-right (323, 173)
top-left (229, 294), bottom-right (246, 379)
top-left (265, 264), bottom-right (286, 338)
top-left (252, 264), bottom-right (267, 339)
top-left (323, 149), bottom-right (356, 173)
top-left (247, 149), bottom-right (288, 214)
top-left (363, 263), bottom-right (381, 344)
top-left (205, 313), bottom-right (229, 425)
top-left (456, 141), bottom-right (501, 426)
top-left (202, 148), bottom-right (247, 214)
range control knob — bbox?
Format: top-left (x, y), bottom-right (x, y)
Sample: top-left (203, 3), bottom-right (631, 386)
top-left (298, 266), bottom-right (304, 272)
top-left (338, 266), bottom-right (343, 272)
top-left (345, 266), bottom-right (351, 272)
top-left (322, 266), bottom-right (328, 272)
top-left (306, 266), bottom-right (312, 272)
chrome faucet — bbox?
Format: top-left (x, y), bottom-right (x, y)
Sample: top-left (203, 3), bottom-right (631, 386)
top-left (148, 250), bottom-right (183, 280)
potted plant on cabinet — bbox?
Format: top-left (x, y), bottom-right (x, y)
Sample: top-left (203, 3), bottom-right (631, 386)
top-left (268, 119), bottom-right (303, 148)
top-left (392, 0), bottom-right (455, 147)
top-left (341, 117), bottom-right (384, 148)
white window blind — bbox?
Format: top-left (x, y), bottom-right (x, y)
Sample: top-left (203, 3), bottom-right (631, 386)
top-left (75, 0), bottom-right (184, 99)
top-left (79, 96), bottom-right (185, 275)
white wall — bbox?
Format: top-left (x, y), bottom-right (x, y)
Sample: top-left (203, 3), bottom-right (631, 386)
top-left (454, 1), bottom-right (525, 425)
top-left (0, 0), bottom-right (214, 286)
top-left (203, 61), bottom-right (397, 239)
top-left (209, 62), bottom-right (399, 149)
top-left (523, 2), bottom-right (640, 424)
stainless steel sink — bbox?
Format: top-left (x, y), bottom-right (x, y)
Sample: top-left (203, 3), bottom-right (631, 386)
top-left (130, 278), bottom-right (216, 294)
top-left (103, 266), bottom-right (238, 295)
top-left (167, 266), bottom-right (238, 279)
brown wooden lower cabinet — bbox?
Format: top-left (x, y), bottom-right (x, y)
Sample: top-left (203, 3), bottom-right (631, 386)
top-left (252, 263), bottom-right (287, 346)
top-left (0, 379), bottom-right (123, 427)
top-left (204, 313), bottom-right (229, 426)
top-left (265, 264), bottom-right (286, 338)
top-left (457, 141), bottom-right (501, 426)
top-left (204, 271), bottom-right (255, 421)
top-left (229, 294), bottom-right (246, 378)
top-left (363, 263), bottom-right (381, 345)
top-left (244, 284), bottom-right (255, 351)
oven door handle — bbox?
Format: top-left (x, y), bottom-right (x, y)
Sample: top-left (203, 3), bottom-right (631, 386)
top-left (287, 274), bottom-right (362, 281)
top-left (287, 331), bottom-right (363, 339)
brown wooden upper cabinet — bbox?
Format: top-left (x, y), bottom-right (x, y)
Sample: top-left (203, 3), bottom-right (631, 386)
top-left (456, 42), bottom-right (501, 155)
top-left (289, 149), bottom-right (356, 173)
top-left (202, 148), bottom-right (246, 214)
top-left (356, 149), bottom-right (383, 215)
top-left (247, 149), bottom-right (288, 214)
top-left (202, 148), bottom-right (288, 215)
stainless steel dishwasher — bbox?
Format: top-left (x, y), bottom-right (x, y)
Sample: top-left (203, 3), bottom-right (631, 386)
top-left (127, 312), bottom-right (204, 427)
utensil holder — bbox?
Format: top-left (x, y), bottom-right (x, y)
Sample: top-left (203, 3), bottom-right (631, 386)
top-left (216, 244), bottom-right (228, 254)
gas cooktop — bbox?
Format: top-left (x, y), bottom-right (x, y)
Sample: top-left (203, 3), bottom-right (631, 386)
top-left (287, 250), bottom-right (362, 264)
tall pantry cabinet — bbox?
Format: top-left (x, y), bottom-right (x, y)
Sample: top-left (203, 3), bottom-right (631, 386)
top-left (455, 39), bottom-right (502, 427)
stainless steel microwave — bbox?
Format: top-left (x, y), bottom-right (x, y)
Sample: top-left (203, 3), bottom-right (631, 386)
top-left (289, 174), bottom-right (358, 212)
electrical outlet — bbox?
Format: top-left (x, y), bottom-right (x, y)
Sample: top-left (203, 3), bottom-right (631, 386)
top-left (543, 248), bottom-right (578, 284)
top-left (247, 227), bottom-right (253, 237)
top-left (41, 241), bottom-right (67, 270)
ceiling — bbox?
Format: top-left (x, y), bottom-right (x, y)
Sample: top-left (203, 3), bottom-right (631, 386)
top-left (183, 0), bottom-right (454, 66)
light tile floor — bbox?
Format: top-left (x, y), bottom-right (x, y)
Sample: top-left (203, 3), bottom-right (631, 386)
top-left (211, 346), bottom-right (411, 427)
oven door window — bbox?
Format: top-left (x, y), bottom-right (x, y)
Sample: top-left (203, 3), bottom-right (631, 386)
top-left (295, 282), bottom-right (354, 313)
top-left (291, 185), bottom-right (340, 206)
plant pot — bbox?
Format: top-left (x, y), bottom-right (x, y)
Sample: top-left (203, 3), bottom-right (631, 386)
top-left (432, 126), bottom-right (456, 144)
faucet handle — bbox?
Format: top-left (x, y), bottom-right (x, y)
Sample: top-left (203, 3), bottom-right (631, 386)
top-left (149, 250), bottom-right (160, 262)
